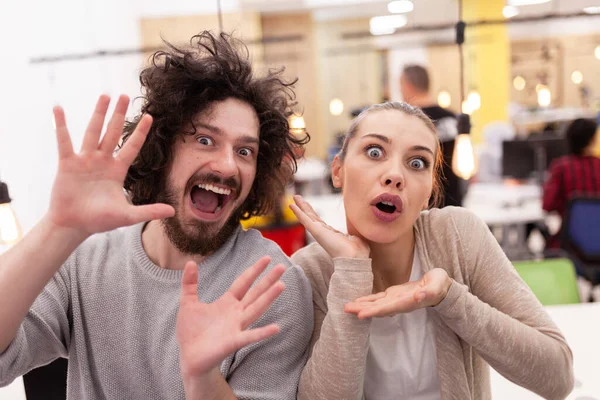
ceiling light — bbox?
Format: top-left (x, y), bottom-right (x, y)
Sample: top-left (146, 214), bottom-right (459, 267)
top-left (369, 15), bottom-right (407, 36)
top-left (503, 5), bottom-right (519, 18)
top-left (583, 6), bottom-right (600, 14)
top-left (329, 98), bottom-right (344, 116)
top-left (513, 76), bottom-right (526, 91)
top-left (571, 70), bottom-right (583, 84)
top-left (595, 46), bottom-right (600, 60)
top-left (537, 86), bottom-right (551, 107)
top-left (507, 0), bottom-right (550, 5)
top-left (0, 181), bottom-right (22, 246)
top-left (289, 115), bottom-right (306, 133)
top-left (467, 91), bottom-right (481, 111)
top-left (461, 100), bottom-right (473, 115)
top-left (387, 0), bottom-right (414, 14)
top-left (437, 91), bottom-right (451, 108)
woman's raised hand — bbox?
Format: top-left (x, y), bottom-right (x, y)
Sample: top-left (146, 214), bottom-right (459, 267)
top-left (290, 195), bottom-right (370, 259)
top-left (46, 95), bottom-right (175, 238)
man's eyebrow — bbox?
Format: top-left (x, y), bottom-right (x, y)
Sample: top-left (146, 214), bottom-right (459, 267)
top-left (239, 136), bottom-right (260, 146)
top-left (195, 122), bottom-right (222, 135)
top-left (195, 122), bottom-right (259, 146)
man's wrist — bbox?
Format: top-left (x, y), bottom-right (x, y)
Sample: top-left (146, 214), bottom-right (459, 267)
top-left (182, 367), bottom-right (232, 400)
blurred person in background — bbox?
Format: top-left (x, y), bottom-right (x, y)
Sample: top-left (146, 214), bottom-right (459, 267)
top-left (291, 102), bottom-right (573, 400)
top-left (400, 64), bottom-right (465, 207)
top-left (543, 118), bottom-right (600, 251)
top-left (0, 31), bottom-right (313, 399)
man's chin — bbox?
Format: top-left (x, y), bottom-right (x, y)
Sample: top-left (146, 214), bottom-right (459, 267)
top-left (162, 210), bottom-right (242, 256)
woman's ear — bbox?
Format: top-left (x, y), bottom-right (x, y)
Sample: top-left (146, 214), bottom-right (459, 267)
top-left (331, 155), bottom-right (344, 189)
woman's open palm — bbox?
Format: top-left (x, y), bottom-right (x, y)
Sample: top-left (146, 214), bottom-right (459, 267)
top-left (344, 268), bottom-right (452, 319)
top-left (47, 95), bottom-right (174, 237)
top-left (290, 195), bottom-right (370, 259)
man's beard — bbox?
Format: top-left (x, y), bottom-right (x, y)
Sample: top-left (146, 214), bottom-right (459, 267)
top-left (156, 178), bottom-right (245, 256)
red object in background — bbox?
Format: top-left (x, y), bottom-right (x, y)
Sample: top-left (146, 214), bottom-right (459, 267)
top-left (259, 224), bottom-right (307, 256)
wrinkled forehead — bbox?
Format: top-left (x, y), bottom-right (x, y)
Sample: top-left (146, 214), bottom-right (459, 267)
top-left (354, 110), bottom-right (437, 150)
top-left (191, 98), bottom-right (260, 139)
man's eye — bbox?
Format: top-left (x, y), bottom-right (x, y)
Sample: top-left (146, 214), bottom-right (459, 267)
top-left (197, 136), bottom-right (214, 146)
top-left (238, 148), bottom-right (253, 157)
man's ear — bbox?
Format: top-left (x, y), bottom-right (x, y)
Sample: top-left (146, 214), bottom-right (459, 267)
top-left (331, 155), bottom-right (343, 189)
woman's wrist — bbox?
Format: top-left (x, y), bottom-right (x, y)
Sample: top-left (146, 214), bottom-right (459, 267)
top-left (431, 276), bottom-right (453, 307)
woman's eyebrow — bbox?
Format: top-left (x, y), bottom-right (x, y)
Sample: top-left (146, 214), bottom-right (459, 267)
top-left (410, 145), bottom-right (434, 156)
top-left (361, 133), bottom-right (390, 143)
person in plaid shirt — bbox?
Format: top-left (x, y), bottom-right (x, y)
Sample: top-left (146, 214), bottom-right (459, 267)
top-left (543, 118), bottom-right (600, 250)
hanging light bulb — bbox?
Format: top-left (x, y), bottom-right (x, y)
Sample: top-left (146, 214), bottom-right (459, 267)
top-left (571, 70), bottom-right (583, 85)
top-left (0, 180), bottom-right (22, 246)
top-left (513, 76), bottom-right (526, 91)
top-left (437, 91), bottom-right (452, 108)
top-left (329, 98), bottom-right (344, 116)
top-left (467, 90), bottom-right (481, 111)
top-left (461, 100), bottom-right (473, 115)
top-left (595, 46), bottom-right (600, 60)
top-left (289, 114), bottom-right (306, 134)
top-left (537, 85), bottom-right (551, 107)
top-left (451, 114), bottom-right (478, 180)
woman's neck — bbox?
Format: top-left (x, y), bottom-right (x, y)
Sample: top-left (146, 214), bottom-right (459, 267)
top-left (368, 228), bottom-right (416, 293)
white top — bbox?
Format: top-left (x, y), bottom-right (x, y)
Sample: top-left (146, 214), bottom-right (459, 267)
top-left (364, 250), bottom-right (441, 400)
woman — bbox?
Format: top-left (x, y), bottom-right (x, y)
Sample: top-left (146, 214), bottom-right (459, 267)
top-left (543, 118), bottom-right (600, 250)
top-left (290, 102), bottom-right (573, 400)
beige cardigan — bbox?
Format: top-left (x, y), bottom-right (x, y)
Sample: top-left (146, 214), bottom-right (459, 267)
top-left (291, 207), bottom-right (574, 400)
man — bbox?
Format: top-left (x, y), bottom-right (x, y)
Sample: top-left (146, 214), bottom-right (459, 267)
top-left (400, 64), bottom-right (464, 207)
top-left (0, 31), bottom-right (313, 399)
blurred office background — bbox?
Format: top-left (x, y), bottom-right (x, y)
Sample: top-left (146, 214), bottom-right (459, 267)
top-left (1, 0), bottom-right (600, 399)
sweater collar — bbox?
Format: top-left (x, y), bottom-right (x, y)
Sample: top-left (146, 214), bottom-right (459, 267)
top-left (128, 222), bottom-right (243, 282)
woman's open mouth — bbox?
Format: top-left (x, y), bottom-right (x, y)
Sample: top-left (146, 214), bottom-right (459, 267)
top-left (375, 201), bottom-right (397, 214)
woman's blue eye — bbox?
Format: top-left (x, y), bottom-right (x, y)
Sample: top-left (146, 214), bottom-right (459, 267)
top-left (367, 147), bottom-right (383, 159)
top-left (410, 158), bottom-right (426, 169)
top-left (197, 136), bottom-right (214, 146)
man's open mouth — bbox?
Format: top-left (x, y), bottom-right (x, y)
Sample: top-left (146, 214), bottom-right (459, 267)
top-left (190, 183), bottom-right (234, 214)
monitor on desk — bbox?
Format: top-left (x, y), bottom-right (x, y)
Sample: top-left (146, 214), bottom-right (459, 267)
top-left (502, 140), bottom-right (536, 179)
top-left (502, 136), bottom-right (568, 180)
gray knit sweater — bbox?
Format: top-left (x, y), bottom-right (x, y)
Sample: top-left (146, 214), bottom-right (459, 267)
top-left (0, 223), bottom-right (313, 399)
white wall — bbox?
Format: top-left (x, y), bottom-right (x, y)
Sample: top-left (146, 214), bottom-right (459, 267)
top-left (386, 46), bottom-right (429, 102)
top-left (0, 0), bottom-right (144, 234)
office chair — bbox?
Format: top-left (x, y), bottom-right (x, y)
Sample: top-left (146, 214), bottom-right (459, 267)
top-left (23, 358), bottom-right (68, 400)
top-left (512, 258), bottom-right (580, 305)
top-left (560, 196), bottom-right (600, 302)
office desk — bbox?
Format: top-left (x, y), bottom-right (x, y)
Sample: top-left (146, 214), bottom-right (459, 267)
top-left (302, 194), bottom-right (347, 235)
top-left (491, 302), bottom-right (600, 399)
top-left (294, 158), bottom-right (329, 196)
top-left (464, 183), bottom-right (545, 260)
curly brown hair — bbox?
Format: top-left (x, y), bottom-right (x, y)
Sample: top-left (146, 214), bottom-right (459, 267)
top-left (122, 31), bottom-right (309, 219)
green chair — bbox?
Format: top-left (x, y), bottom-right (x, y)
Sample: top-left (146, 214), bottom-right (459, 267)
top-left (512, 258), bottom-right (580, 305)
